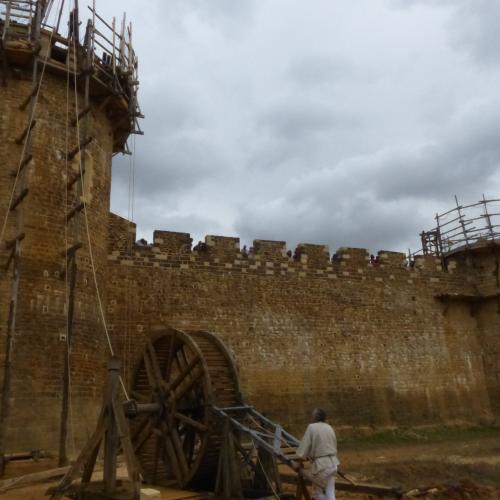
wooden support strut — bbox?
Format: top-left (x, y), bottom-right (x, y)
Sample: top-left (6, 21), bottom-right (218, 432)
top-left (66, 168), bottom-right (85, 190)
top-left (67, 136), bottom-right (93, 160)
top-left (5, 233), bottom-right (26, 250)
top-left (4, 234), bottom-right (25, 270)
top-left (49, 357), bottom-right (141, 500)
top-left (62, 242), bottom-right (82, 259)
top-left (9, 188), bottom-right (29, 211)
top-left (14, 119), bottom-right (36, 144)
top-left (71, 105), bottom-right (91, 126)
top-left (10, 154), bottom-right (33, 177)
top-left (19, 82), bottom-right (40, 111)
top-left (65, 202), bottom-right (85, 221)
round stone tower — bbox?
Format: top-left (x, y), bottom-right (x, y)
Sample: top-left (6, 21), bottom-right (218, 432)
top-left (0, 2), bottom-right (140, 457)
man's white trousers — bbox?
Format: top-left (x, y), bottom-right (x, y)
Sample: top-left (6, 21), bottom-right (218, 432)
top-left (312, 465), bottom-right (337, 500)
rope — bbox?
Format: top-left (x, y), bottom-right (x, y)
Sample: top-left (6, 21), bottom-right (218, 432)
top-left (123, 135), bottom-right (135, 385)
top-left (68, 3), bottom-right (129, 400)
top-left (0, 2), bottom-right (60, 248)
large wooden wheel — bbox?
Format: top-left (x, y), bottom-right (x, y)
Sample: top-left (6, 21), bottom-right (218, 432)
top-left (129, 328), bottom-right (243, 488)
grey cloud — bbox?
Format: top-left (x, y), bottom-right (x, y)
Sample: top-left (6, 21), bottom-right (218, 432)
top-left (448, 2), bottom-right (500, 66)
top-left (235, 194), bottom-right (424, 254)
top-left (392, 0), bottom-right (500, 66)
top-left (113, 133), bottom-right (224, 203)
top-left (258, 99), bottom-right (359, 140)
top-left (235, 95), bottom-right (500, 253)
top-left (286, 54), bottom-right (369, 88)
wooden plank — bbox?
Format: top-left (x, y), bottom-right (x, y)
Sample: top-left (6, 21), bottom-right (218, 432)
top-left (0, 466), bottom-right (70, 493)
top-left (281, 472), bottom-right (402, 498)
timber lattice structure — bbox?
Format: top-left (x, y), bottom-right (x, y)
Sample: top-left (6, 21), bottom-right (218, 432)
top-left (410, 195), bottom-right (500, 262)
top-left (0, 0), bottom-right (143, 153)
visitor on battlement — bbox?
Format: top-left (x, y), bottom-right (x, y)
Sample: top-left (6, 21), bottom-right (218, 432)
top-left (137, 238), bottom-right (148, 247)
top-left (294, 408), bottom-right (340, 500)
top-left (193, 241), bottom-right (207, 252)
top-left (242, 245), bottom-right (248, 257)
top-left (331, 253), bottom-right (339, 263)
top-left (287, 250), bottom-right (293, 259)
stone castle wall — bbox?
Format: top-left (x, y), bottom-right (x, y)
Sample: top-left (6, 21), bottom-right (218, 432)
top-left (106, 214), bottom-right (498, 435)
top-left (0, 70), bottom-right (114, 450)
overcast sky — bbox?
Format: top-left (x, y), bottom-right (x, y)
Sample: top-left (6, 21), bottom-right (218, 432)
top-left (96, 0), bottom-right (500, 255)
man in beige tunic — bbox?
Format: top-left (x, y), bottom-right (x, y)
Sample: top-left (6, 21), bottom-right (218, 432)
top-left (295, 408), bottom-right (339, 500)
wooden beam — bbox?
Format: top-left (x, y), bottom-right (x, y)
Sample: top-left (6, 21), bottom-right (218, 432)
top-left (66, 202), bottom-right (85, 221)
top-left (18, 82), bottom-right (40, 110)
top-left (15, 119), bottom-right (36, 144)
top-left (66, 168), bottom-right (85, 189)
top-left (0, 466), bottom-right (70, 494)
top-left (62, 242), bottom-right (82, 258)
top-left (67, 136), bottom-right (93, 160)
top-left (10, 154), bottom-right (33, 177)
top-left (5, 233), bottom-right (25, 250)
top-left (9, 188), bottom-right (29, 211)
top-left (71, 105), bottom-right (91, 126)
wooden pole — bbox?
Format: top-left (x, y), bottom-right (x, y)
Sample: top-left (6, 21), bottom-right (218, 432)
top-left (58, 255), bottom-right (77, 466)
top-left (0, 1), bottom-right (43, 474)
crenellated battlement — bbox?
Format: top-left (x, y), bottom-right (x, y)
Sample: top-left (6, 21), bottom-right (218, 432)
top-left (107, 214), bottom-right (473, 290)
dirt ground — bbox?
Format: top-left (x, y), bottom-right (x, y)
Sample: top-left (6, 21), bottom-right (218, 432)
top-left (0, 428), bottom-right (499, 499)
top-left (337, 428), bottom-right (500, 499)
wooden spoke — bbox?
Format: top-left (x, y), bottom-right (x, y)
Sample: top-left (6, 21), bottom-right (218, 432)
top-left (179, 345), bottom-right (192, 374)
top-left (165, 331), bottom-right (177, 380)
top-left (171, 368), bottom-right (204, 403)
top-left (152, 434), bottom-right (161, 484)
top-left (171, 427), bottom-right (189, 479)
top-left (143, 351), bottom-right (158, 390)
top-left (167, 354), bottom-right (200, 393)
top-left (163, 431), bottom-right (184, 486)
top-left (133, 419), bottom-right (153, 453)
top-left (182, 427), bottom-right (196, 463)
top-left (174, 412), bottom-right (207, 432)
top-left (147, 341), bottom-right (164, 385)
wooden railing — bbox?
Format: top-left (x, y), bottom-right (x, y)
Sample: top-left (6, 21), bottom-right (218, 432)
top-left (409, 195), bottom-right (500, 261)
